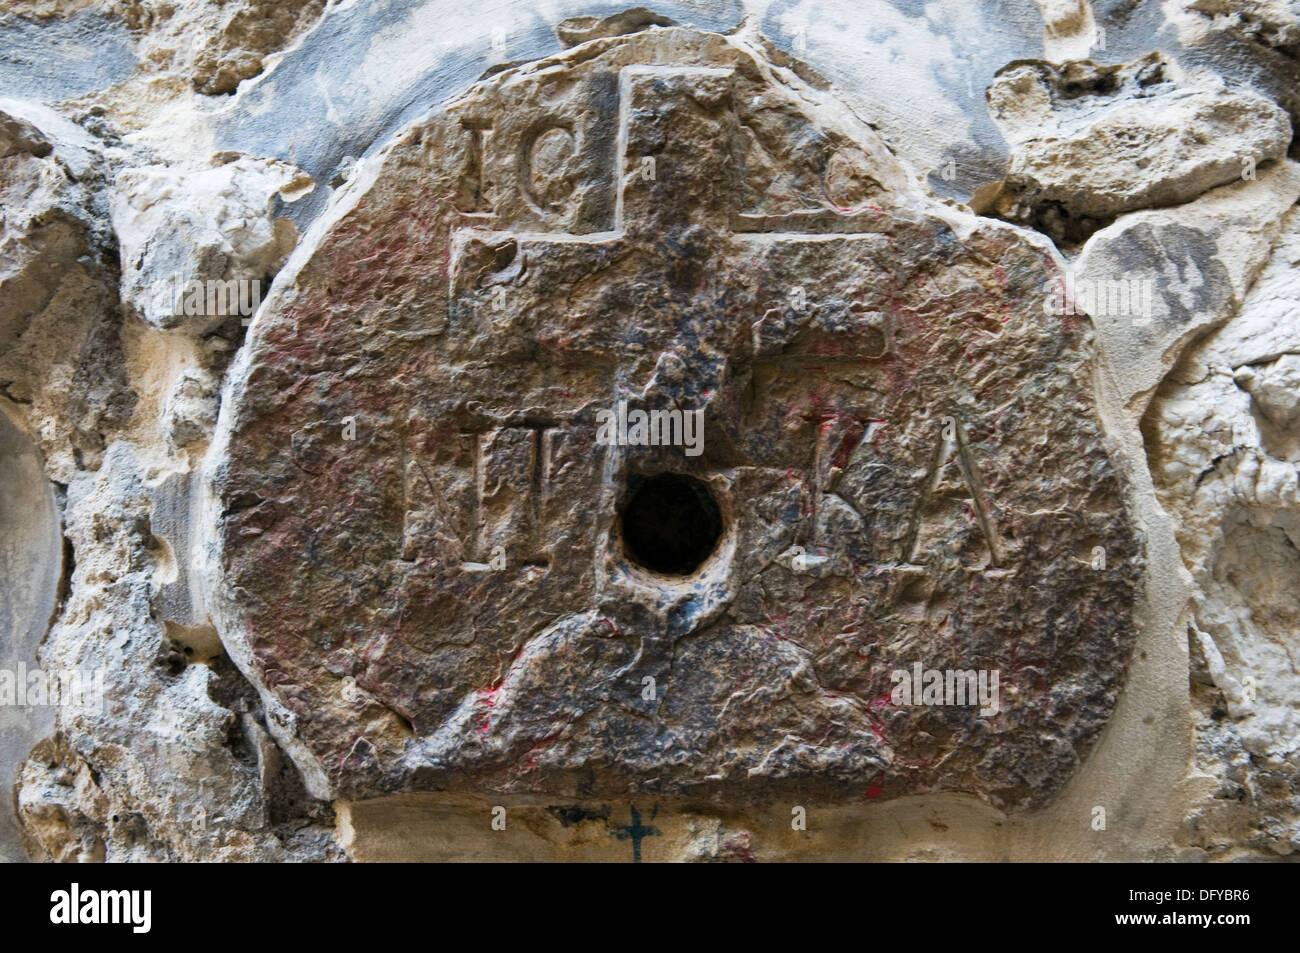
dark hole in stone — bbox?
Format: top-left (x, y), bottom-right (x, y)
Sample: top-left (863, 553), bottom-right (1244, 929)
top-left (620, 473), bottom-right (722, 575)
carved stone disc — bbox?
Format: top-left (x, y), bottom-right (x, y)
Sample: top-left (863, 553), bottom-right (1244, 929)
top-left (208, 28), bottom-right (1142, 809)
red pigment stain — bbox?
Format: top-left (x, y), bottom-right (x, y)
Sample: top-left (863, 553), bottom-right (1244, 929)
top-left (865, 784), bottom-right (884, 799)
top-left (474, 679), bottom-right (504, 734)
top-left (868, 695), bottom-right (894, 713)
top-left (831, 418), bottom-right (872, 469)
top-left (719, 833), bottom-right (757, 863)
top-left (520, 729), bottom-right (565, 769)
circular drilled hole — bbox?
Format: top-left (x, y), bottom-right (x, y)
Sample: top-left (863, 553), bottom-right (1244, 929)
top-left (620, 473), bottom-right (722, 576)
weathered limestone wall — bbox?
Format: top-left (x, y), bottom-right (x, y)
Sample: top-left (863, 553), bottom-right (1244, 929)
top-left (1, 0), bottom-right (1296, 861)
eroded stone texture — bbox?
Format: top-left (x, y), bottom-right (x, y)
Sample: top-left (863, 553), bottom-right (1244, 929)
top-left (0, 103), bottom-right (131, 479)
top-left (1076, 160), bottom-right (1300, 408)
top-left (1145, 206), bottom-right (1300, 857)
top-left (112, 155), bottom-right (309, 332)
top-left (0, 91), bottom-right (338, 863)
top-left (987, 53), bottom-right (1291, 242)
top-left (0, 402), bottom-right (62, 862)
top-left (16, 443), bottom-right (341, 862)
top-left (1185, 0), bottom-right (1300, 54)
top-left (87, 0), bottom-right (329, 96)
top-left (210, 27), bottom-right (1141, 811)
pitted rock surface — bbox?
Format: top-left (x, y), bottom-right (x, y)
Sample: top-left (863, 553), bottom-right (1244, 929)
top-left (210, 28), bottom-right (1142, 809)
